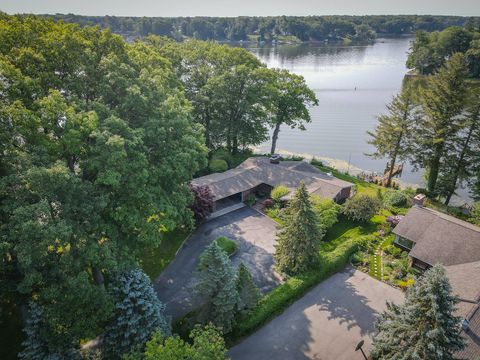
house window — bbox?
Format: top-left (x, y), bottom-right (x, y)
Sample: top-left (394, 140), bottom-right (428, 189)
top-left (394, 235), bottom-right (414, 250)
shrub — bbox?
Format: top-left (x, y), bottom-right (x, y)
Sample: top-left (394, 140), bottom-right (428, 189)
top-left (310, 158), bottom-right (323, 167)
top-left (342, 194), bottom-right (381, 223)
top-left (144, 324), bottom-right (228, 360)
top-left (103, 269), bottom-right (171, 359)
top-left (386, 215), bottom-right (404, 227)
top-left (209, 159), bottom-right (228, 173)
top-left (215, 236), bottom-right (237, 256)
top-left (211, 148), bottom-right (233, 167)
top-left (271, 185), bottom-right (290, 203)
top-left (383, 245), bottom-right (401, 257)
top-left (263, 198), bottom-right (274, 208)
top-left (190, 185), bottom-right (214, 223)
top-left (244, 194), bottom-right (256, 206)
top-left (383, 190), bottom-right (408, 207)
top-left (470, 203), bottom-right (480, 225)
top-left (310, 196), bottom-right (341, 231)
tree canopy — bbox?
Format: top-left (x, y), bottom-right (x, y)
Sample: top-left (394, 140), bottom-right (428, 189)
top-left (0, 14), bottom-right (206, 354)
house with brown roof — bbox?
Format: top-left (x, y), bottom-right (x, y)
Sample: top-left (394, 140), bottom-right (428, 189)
top-left (191, 157), bottom-right (354, 216)
top-left (393, 204), bottom-right (480, 359)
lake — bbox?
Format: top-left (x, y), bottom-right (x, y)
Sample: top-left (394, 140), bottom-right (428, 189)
top-left (245, 37), bottom-right (427, 187)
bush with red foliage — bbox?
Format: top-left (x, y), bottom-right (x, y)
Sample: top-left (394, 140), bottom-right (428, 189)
top-left (190, 185), bottom-right (214, 223)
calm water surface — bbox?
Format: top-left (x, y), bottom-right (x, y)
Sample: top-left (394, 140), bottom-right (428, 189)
top-left (246, 37), bottom-right (426, 186)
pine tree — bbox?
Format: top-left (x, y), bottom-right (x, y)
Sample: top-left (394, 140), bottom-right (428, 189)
top-left (371, 264), bottom-right (464, 360)
top-left (19, 302), bottom-right (80, 360)
top-left (236, 263), bottom-right (261, 315)
top-left (367, 85), bottom-right (418, 187)
top-left (195, 241), bottom-right (239, 333)
top-left (102, 269), bottom-right (171, 359)
top-left (274, 182), bottom-right (322, 275)
top-left (413, 53), bottom-right (468, 195)
top-left (436, 89), bottom-right (480, 204)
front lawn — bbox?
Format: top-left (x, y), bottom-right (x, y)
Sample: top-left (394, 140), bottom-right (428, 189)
top-left (139, 228), bottom-right (191, 280)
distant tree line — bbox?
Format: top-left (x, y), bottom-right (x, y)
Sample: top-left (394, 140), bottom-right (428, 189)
top-left (39, 14), bottom-right (477, 43)
top-left (407, 22), bottom-right (480, 77)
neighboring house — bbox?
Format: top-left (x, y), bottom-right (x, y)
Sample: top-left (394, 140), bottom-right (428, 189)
top-left (191, 157), bottom-right (354, 216)
top-left (393, 203), bottom-right (480, 359)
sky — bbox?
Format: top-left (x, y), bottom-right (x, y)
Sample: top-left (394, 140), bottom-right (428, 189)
top-left (1, 0), bottom-right (479, 17)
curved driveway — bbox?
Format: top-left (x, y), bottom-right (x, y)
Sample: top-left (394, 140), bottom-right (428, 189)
top-left (154, 207), bottom-right (279, 320)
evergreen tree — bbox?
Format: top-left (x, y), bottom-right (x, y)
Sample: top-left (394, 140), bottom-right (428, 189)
top-left (436, 90), bottom-right (480, 204)
top-left (274, 182), bottom-right (322, 275)
top-left (195, 242), bottom-right (239, 333)
top-left (413, 53), bottom-right (468, 195)
top-left (367, 85), bottom-right (418, 187)
top-left (19, 302), bottom-right (80, 360)
top-left (102, 269), bottom-right (171, 359)
top-left (371, 264), bottom-right (464, 360)
top-left (236, 263), bottom-right (261, 315)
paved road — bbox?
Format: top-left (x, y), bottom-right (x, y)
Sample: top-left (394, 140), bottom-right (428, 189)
top-left (228, 267), bottom-right (403, 360)
top-left (154, 207), bottom-right (279, 320)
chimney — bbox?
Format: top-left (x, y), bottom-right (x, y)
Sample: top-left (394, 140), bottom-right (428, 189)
top-left (413, 194), bottom-right (426, 207)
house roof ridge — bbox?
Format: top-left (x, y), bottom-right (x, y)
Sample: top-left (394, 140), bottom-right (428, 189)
top-left (415, 206), bottom-right (480, 233)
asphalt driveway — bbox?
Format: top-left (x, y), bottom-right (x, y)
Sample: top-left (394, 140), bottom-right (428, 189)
top-left (154, 207), bottom-right (279, 320)
top-left (228, 267), bottom-right (403, 360)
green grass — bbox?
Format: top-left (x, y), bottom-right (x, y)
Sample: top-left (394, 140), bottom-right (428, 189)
top-left (216, 236), bottom-right (238, 256)
top-left (139, 228), bottom-right (191, 280)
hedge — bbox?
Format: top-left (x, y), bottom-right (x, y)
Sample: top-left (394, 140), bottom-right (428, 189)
top-left (227, 236), bottom-right (362, 342)
top-left (209, 159), bottom-right (228, 173)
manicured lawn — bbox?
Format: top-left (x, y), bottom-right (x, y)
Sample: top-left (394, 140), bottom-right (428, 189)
top-left (139, 228), bottom-right (191, 280)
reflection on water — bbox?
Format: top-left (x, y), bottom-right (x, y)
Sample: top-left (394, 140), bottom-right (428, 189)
top-left (246, 38), bottom-right (427, 187)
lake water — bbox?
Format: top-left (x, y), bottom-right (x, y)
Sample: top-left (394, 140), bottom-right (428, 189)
top-left (245, 37), bottom-right (427, 187)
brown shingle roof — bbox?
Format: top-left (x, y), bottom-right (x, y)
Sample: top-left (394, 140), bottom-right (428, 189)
top-left (191, 157), bottom-right (353, 201)
top-left (394, 207), bottom-right (480, 358)
top-left (457, 305), bottom-right (480, 360)
top-left (393, 206), bottom-right (480, 267)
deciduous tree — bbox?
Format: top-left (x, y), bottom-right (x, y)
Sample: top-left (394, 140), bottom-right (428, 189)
top-left (267, 69), bottom-right (318, 154)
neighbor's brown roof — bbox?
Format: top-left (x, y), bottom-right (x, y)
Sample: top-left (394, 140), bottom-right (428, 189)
top-left (457, 305), bottom-right (480, 360)
top-left (191, 157), bottom-right (353, 201)
top-left (394, 206), bottom-right (480, 359)
top-left (393, 206), bottom-right (480, 267)
top-left (445, 261), bottom-right (480, 317)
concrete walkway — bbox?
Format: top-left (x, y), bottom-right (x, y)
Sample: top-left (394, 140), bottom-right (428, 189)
top-left (228, 267), bottom-right (403, 360)
top-left (154, 207), bottom-right (279, 320)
